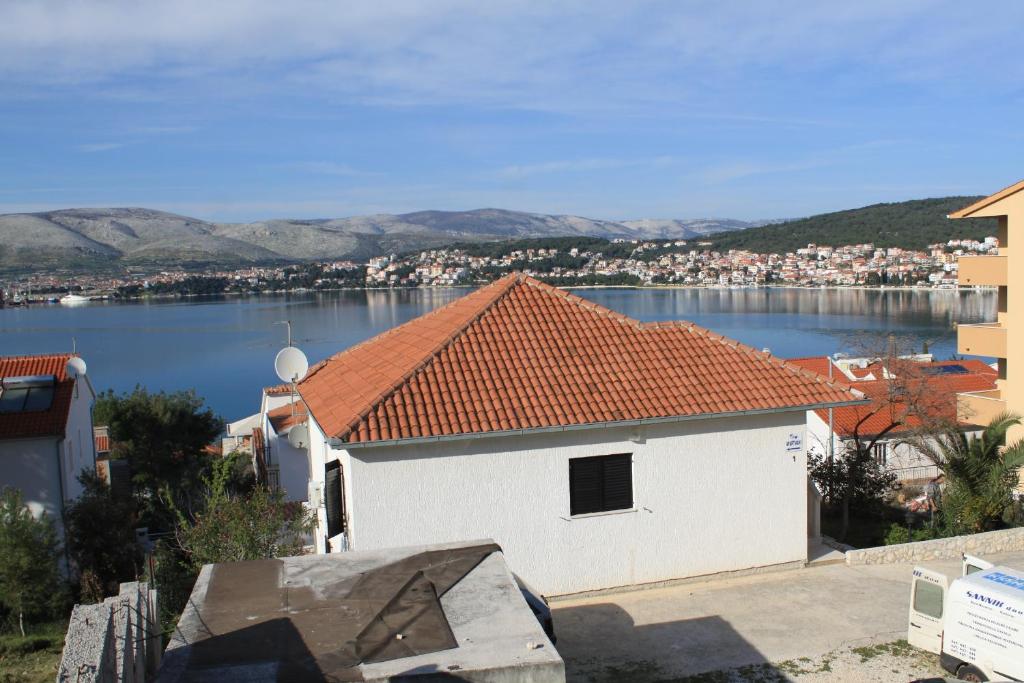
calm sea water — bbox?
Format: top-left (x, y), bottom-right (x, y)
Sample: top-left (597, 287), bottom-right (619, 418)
top-left (0, 287), bottom-right (996, 421)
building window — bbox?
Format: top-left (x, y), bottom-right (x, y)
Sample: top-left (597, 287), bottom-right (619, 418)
top-left (325, 460), bottom-right (346, 538)
top-left (569, 453), bottom-right (633, 516)
top-left (872, 442), bottom-right (888, 466)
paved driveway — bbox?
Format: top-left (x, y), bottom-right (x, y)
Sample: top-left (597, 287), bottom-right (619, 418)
top-left (551, 550), bottom-right (1024, 681)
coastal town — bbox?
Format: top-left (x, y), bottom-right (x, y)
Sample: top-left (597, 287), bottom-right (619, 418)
top-left (4, 3), bottom-right (1024, 682)
top-left (0, 234), bottom-right (1001, 303)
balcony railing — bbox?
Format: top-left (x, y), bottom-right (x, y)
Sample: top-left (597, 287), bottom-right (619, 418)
top-left (958, 389), bottom-right (1008, 426)
top-left (958, 255), bottom-right (1007, 287)
top-left (889, 464), bottom-right (940, 483)
top-left (266, 465), bottom-right (281, 492)
top-left (957, 322), bottom-right (1007, 358)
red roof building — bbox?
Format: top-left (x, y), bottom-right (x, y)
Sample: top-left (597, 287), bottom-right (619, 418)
top-left (297, 275), bottom-right (866, 593)
top-left (0, 354), bottom-right (77, 440)
top-left (0, 353), bottom-right (97, 530)
top-left (790, 354), bottom-right (998, 482)
top-left (299, 274), bottom-right (861, 445)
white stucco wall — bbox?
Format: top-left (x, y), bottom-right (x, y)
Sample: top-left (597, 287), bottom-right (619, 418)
top-left (316, 411), bottom-right (809, 595)
top-left (0, 437), bottom-right (62, 520)
top-left (263, 418), bottom-right (310, 503)
top-left (62, 376), bottom-right (96, 501)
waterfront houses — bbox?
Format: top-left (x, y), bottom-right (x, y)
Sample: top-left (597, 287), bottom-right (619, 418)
top-left (0, 235), bottom-right (999, 299)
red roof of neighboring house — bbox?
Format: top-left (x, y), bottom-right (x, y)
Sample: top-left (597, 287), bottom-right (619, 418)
top-left (268, 402), bottom-right (308, 434)
top-left (787, 357), bottom-right (843, 383)
top-left (814, 373), bottom-right (998, 438)
top-left (299, 274), bottom-right (861, 444)
top-left (0, 354), bottom-right (75, 440)
top-left (95, 434), bottom-right (110, 454)
top-left (264, 384), bottom-right (293, 395)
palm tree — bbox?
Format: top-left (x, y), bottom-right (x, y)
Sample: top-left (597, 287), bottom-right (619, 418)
top-left (910, 413), bottom-right (1024, 534)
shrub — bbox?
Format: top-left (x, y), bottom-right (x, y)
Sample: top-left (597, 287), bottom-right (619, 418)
top-left (884, 523), bottom-right (910, 546)
top-left (883, 522), bottom-right (943, 545)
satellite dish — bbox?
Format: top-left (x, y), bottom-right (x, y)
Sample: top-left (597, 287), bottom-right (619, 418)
top-left (65, 357), bottom-right (87, 379)
top-left (288, 423), bottom-right (310, 449)
top-left (274, 347), bottom-right (309, 383)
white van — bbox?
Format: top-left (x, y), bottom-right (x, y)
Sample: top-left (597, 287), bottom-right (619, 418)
top-left (909, 554), bottom-right (1024, 681)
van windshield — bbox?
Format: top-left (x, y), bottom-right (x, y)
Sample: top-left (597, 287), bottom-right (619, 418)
top-left (913, 580), bottom-right (943, 618)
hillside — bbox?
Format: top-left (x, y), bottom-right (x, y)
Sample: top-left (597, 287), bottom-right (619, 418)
top-left (0, 208), bottom-right (755, 274)
top-left (707, 197), bottom-right (996, 253)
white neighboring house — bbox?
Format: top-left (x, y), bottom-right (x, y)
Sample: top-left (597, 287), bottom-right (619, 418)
top-left (790, 356), bottom-right (997, 484)
top-left (225, 385), bottom-right (309, 502)
top-left (292, 274), bottom-right (862, 596)
top-left (0, 354), bottom-right (97, 540)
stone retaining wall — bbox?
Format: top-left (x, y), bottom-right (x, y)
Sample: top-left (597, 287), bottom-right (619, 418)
top-left (845, 527), bottom-right (1024, 566)
top-left (57, 582), bottom-right (160, 682)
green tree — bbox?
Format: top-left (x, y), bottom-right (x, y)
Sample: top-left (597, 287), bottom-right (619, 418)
top-left (64, 473), bottom-right (142, 599)
top-left (0, 489), bottom-right (65, 636)
top-left (95, 387), bottom-right (223, 528)
top-left (176, 458), bottom-right (315, 570)
top-left (909, 413), bottom-right (1024, 534)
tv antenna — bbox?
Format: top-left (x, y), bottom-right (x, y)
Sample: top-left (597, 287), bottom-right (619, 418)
top-left (274, 320), bottom-right (294, 347)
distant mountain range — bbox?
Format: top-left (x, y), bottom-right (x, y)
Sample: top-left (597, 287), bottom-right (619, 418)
top-left (0, 208), bottom-right (765, 274)
top-left (0, 197), bottom-right (997, 275)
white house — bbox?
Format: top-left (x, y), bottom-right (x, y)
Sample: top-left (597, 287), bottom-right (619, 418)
top-left (225, 385), bottom-right (310, 502)
top-left (294, 274), bottom-right (862, 595)
top-left (790, 355), bottom-right (997, 483)
top-left (0, 353), bottom-right (97, 539)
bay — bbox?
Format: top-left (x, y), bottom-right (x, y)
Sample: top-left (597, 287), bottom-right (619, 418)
top-left (0, 287), bottom-right (996, 422)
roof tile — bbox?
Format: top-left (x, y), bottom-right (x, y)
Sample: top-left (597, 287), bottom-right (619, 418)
top-left (299, 275), bottom-right (861, 444)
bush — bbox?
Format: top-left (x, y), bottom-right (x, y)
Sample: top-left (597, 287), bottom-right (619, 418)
top-left (884, 522), bottom-right (943, 545)
top-left (177, 458), bottom-right (314, 569)
top-left (145, 541), bottom-right (197, 640)
top-left (884, 523), bottom-right (910, 546)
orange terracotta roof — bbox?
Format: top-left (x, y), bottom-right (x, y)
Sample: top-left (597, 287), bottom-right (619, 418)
top-left (949, 179), bottom-right (1024, 218)
top-left (264, 384), bottom-right (293, 395)
top-left (0, 354), bottom-right (75, 440)
top-left (786, 357), bottom-right (835, 380)
top-left (814, 372), bottom-right (998, 438)
top-left (95, 434), bottom-right (111, 453)
top-left (268, 401), bottom-right (309, 434)
top-left (299, 274), bottom-right (862, 444)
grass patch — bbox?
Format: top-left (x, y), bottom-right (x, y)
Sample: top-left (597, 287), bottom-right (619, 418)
top-left (851, 640), bottom-right (917, 662)
top-left (0, 622), bottom-right (66, 683)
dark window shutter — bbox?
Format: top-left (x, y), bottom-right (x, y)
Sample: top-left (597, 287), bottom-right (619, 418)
top-left (325, 461), bottom-right (345, 537)
top-left (570, 453), bottom-right (632, 515)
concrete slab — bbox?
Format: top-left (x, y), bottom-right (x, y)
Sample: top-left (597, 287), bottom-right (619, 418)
top-left (159, 540), bottom-right (564, 683)
top-left (552, 549), bottom-right (1024, 681)
top-left (806, 541), bottom-right (845, 566)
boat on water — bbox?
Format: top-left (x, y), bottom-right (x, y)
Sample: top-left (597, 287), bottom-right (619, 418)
top-left (60, 294), bottom-right (92, 304)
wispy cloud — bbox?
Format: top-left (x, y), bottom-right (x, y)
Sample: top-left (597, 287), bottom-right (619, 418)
top-left (2, 1), bottom-right (1022, 113)
top-left (281, 161), bottom-right (380, 177)
top-left (496, 157), bottom-right (675, 180)
top-left (76, 142), bottom-right (124, 153)
top-left (133, 125), bottom-right (198, 135)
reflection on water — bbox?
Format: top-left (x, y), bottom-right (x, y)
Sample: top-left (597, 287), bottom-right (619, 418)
top-left (0, 287), bottom-right (997, 420)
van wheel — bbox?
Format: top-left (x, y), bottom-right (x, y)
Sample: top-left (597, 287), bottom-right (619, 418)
top-left (956, 664), bottom-right (987, 682)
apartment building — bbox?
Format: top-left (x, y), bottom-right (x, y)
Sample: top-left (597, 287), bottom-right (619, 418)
top-left (951, 179), bottom-right (1023, 445)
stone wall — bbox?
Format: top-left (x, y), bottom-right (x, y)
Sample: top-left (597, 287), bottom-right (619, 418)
top-left (845, 527), bottom-right (1024, 566)
top-left (57, 582), bottom-right (160, 683)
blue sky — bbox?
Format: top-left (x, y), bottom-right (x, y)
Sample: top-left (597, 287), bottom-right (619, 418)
top-left (1, 0), bottom-right (1022, 222)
